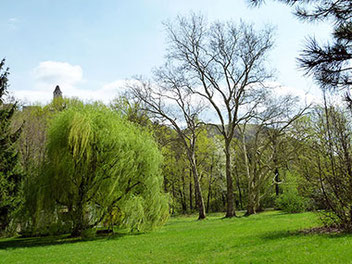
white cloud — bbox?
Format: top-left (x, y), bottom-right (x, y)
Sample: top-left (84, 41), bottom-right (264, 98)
top-left (67, 80), bottom-right (128, 104)
top-left (14, 62), bottom-right (329, 108)
top-left (14, 90), bottom-right (53, 105)
top-left (14, 61), bottom-right (129, 104)
top-left (33, 61), bottom-right (83, 88)
top-left (15, 61), bottom-right (83, 104)
top-left (267, 81), bottom-right (323, 106)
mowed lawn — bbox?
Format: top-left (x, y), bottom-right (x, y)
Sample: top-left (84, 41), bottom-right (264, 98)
top-left (1, 211), bottom-right (352, 263)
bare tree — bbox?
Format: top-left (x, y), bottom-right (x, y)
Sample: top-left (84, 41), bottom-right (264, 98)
top-left (163, 14), bottom-right (275, 217)
top-left (129, 75), bottom-right (207, 219)
top-left (237, 93), bottom-right (309, 215)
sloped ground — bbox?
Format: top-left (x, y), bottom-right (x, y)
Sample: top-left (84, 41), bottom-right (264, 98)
top-left (1, 211), bottom-right (352, 263)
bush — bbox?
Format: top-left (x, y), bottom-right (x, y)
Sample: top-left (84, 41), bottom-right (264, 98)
top-left (275, 190), bottom-right (307, 213)
top-left (275, 171), bottom-right (308, 213)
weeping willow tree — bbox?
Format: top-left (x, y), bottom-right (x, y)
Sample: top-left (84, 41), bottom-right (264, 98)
top-left (34, 103), bottom-right (168, 237)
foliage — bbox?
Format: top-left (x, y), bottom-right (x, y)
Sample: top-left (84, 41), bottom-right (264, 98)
top-left (249, 0), bottom-right (352, 103)
top-left (14, 98), bottom-right (87, 234)
top-left (195, 129), bottom-right (225, 213)
top-left (275, 172), bottom-right (308, 213)
top-left (110, 96), bottom-right (151, 128)
top-left (0, 59), bottom-right (22, 235)
top-left (31, 103), bottom-right (168, 236)
top-left (296, 105), bottom-right (352, 230)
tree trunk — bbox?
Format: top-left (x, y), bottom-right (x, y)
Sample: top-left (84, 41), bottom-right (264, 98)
top-left (71, 201), bottom-right (85, 237)
top-left (206, 170), bottom-right (213, 213)
top-left (189, 152), bottom-right (206, 220)
top-left (189, 170), bottom-right (193, 211)
top-left (71, 184), bottom-right (88, 237)
top-left (163, 175), bottom-right (168, 193)
top-left (172, 181), bottom-right (175, 201)
top-left (180, 173), bottom-right (187, 213)
top-left (222, 193), bottom-right (226, 209)
top-left (242, 131), bottom-right (255, 216)
top-left (245, 185), bottom-right (257, 216)
top-left (224, 142), bottom-right (236, 218)
top-left (194, 178), bottom-right (199, 210)
top-left (275, 167), bottom-right (280, 196)
top-left (180, 191), bottom-right (187, 213)
top-left (255, 193), bottom-right (262, 212)
top-left (234, 165), bottom-right (243, 210)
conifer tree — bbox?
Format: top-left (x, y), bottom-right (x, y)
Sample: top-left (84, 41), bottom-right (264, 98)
top-left (0, 59), bottom-right (22, 234)
top-left (249, 0), bottom-right (352, 100)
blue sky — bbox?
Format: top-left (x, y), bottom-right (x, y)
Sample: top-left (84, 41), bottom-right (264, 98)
top-left (1, 0), bottom-right (332, 104)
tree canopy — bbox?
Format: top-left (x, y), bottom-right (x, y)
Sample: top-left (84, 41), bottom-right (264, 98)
top-left (32, 103), bottom-right (169, 236)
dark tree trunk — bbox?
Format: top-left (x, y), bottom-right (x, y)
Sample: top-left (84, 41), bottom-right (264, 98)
top-left (71, 184), bottom-right (88, 237)
top-left (163, 175), bottom-right (168, 192)
top-left (275, 167), bottom-right (280, 196)
top-left (0, 207), bottom-right (10, 233)
top-left (206, 188), bottom-right (211, 213)
top-left (180, 191), bottom-right (187, 213)
top-left (71, 201), bottom-right (85, 237)
top-left (222, 193), bottom-right (226, 208)
top-left (180, 173), bottom-right (187, 213)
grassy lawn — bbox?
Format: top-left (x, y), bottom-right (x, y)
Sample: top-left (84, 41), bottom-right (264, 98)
top-left (1, 211), bottom-right (352, 263)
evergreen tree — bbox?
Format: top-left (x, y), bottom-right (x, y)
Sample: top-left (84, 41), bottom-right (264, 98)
top-left (0, 59), bottom-right (22, 234)
top-left (249, 0), bottom-right (352, 99)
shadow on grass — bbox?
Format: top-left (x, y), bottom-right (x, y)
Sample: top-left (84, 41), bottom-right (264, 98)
top-left (261, 229), bottom-right (352, 241)
top-left (0, 231), bottom-right (144, 250)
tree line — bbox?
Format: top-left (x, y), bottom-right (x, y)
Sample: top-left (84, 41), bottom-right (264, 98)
top-left (1, 0), bottom-right (352, 237)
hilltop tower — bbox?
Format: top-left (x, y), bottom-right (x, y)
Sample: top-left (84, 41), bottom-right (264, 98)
top-left (53, 85), bottom-right (62, 99)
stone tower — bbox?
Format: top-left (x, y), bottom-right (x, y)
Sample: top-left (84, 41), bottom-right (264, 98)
top-left (53, 85), bottom-right (62, 99)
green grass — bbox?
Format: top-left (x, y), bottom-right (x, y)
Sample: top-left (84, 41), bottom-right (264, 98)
top-left (1, 211), bottom-right (352, 263)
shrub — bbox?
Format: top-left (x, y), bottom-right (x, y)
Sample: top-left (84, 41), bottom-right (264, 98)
top-left (275, 190), bottom-right (307, 213)
top-left (275, 171), bottom-right (308, 213)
